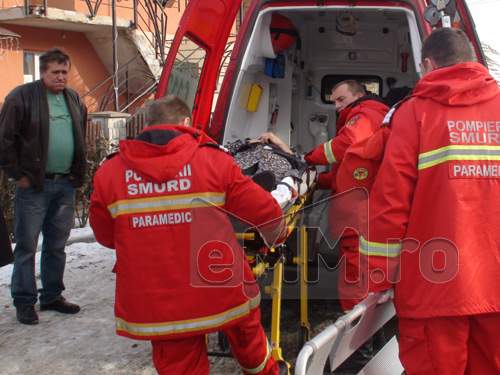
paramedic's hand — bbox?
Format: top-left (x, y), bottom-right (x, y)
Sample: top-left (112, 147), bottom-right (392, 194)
top-left (376, 289), bottom-right (394, 304)
top-left (317, 171), bottom-right (333, 190)
top-left (257, 132), bottom-right (293, 154)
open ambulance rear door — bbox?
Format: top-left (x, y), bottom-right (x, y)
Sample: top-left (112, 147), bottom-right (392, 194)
top-left (156, 0), bottom-right (243, 133)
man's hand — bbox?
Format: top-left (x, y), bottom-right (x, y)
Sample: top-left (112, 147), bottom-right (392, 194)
top-left (16, 176), bottom-right (30, 188)
top-left (377, 289), bottom-right (395, 304)
top-left (257, 132), bottom-right (281, 145)
top-left (256, 132), bottom-right (293, 154)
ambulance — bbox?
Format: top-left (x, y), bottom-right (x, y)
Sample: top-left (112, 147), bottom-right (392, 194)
top-left (154, 0), bottom-right (486, 290)
top-left (156, 0), bottom-right (485, 156)
top-left (154, 1), bottom-right (487, 369)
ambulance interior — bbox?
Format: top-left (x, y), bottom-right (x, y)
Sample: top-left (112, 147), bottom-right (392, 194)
top-left (215, 4), bottom-right (430, 269)
top-left (205, 1), bottom-right (473, 265)
top-left (220, 5), bottom-right (425, 156)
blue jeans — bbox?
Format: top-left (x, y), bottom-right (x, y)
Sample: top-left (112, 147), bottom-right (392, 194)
top-left (11, 178), bottom-right (75, 307)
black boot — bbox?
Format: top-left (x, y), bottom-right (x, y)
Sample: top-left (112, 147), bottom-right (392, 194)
top-left (16, 305), bottom-right (39, 325)
top-left (372, 329), bottom-right (387, 352)
top-left (277, 360), bottom-right (290, 375)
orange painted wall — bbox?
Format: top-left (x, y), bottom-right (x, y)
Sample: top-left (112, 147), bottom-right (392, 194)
top-left (1, 1), bottom-right (198, 36)
top-left (0, 24), bottom-right (112, 111)
top-left (0, 1), bottom-right (239, 112)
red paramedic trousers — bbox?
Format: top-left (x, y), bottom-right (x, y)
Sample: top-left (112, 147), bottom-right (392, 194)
top-left (398, 313), bottom-right (500, 375)
top-left (338, 235), bottom-right (367, 312)
top-left (151, 307), bottom-right (279, 375)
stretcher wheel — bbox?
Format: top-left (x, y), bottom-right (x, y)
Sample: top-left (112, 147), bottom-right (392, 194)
top-left (298, 326), bottom-right (310, 351)
top-left (217, 331), bottom-right (230, 352)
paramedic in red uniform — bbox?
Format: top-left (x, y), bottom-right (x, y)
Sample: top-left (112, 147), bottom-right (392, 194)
top-left (260, 82), bottom-right (389, 373)
top-left (261, 80), bottom-right (389, 312)
top-left (361, 27), bottom-right (500, 375)
top-left (89, 95), bottom-right (289, 375)
top-left (305, 80), bottom-right (389, 312)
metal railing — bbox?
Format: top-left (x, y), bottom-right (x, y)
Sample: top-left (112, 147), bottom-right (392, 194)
top-left (133, 0), bottom-right (169, 63)
top-left (82, 54), bottom-right (157, 113)
top-left (21, 0), bottom-right (132, 18)
top-left (126, 112), bottom-right (148, 139)
top-left (23, 0), bottom-right (47, 16)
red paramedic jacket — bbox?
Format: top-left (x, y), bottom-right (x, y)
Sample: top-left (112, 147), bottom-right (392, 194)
top-left (361, 63), bottom-right (500, 319)
top-left (304, 94), bottom-right (389, 192)
top-left (335, 125), bottom-right (391, 194)
top-left (89, 125), bottom-right (286, 341)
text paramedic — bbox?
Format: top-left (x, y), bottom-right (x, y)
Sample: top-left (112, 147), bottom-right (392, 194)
top-left (131, 212), bottom-right (192, 228)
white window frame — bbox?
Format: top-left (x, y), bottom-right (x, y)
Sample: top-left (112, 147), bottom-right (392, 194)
top-left (23, 51), bottom-right (42, 84)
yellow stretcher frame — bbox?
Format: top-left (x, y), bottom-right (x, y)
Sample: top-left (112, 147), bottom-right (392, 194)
top-left (246, 183), bottom-right (316, 363)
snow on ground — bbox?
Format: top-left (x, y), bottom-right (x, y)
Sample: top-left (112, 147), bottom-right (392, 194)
top-left (0, 227), bottom-right (344, 374)
top-left (0, 240), bottom-right (154, 375)
top-left (0, 229), bottom-right (246, 375)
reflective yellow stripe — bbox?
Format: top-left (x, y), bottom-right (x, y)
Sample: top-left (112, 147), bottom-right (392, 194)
top-left (116, 293), bottom-right (260, 337)
top-left (240, 339), bottom-right (272, 374)
top-left (107, 192), bottom-right (226, 218)
top-left (276, 227), bottom-right (287, 242)
top-left (260, 217), bottom-right (286, 241)
top-left (418, 145), bottom-right (500, 170)
top-left (359, 236), bottom-right (402, 257)
top-left (324, 141), bottom-right (337, 164)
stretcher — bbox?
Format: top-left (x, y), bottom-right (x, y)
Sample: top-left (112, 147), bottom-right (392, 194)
top-left (211, 163), bottom-right (321, 364)
top-left (247, 179), bottom-right (316, 362)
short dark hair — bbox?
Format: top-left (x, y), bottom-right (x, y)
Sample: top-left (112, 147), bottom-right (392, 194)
top-left (147, 95), bottom-right (193, 126)
top-left (39, 47), bottom-right (71, 72)
top-left (421, 27), bottom-right (475, 68)
top-left (332, 79), bottom-right (366, 96)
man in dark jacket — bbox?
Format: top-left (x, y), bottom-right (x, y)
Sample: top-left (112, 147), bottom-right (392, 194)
top-left (0, 47), bottom-right (87, 325)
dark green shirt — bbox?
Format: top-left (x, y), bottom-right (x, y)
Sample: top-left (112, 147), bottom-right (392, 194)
top-left (46, 92), bottom-right (74, 173)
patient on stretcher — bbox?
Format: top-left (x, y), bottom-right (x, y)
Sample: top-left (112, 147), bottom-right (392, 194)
top-left (224, 135), bottom-right (315, 209)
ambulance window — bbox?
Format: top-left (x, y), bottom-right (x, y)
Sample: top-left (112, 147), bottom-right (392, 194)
top-left (321, 75), bottom-right (383, 104)
top-left (165, 37), bottom-right (207, 111)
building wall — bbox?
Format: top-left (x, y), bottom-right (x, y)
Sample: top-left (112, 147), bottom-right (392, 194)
top-left (0, 23), bottom-right (110, 111)
top-left (0, 1), bottom-right (235, 112)
top-left (236, 0), bottom-right (252, 29)
top-left (0, 0), bottom-right (185, 35)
